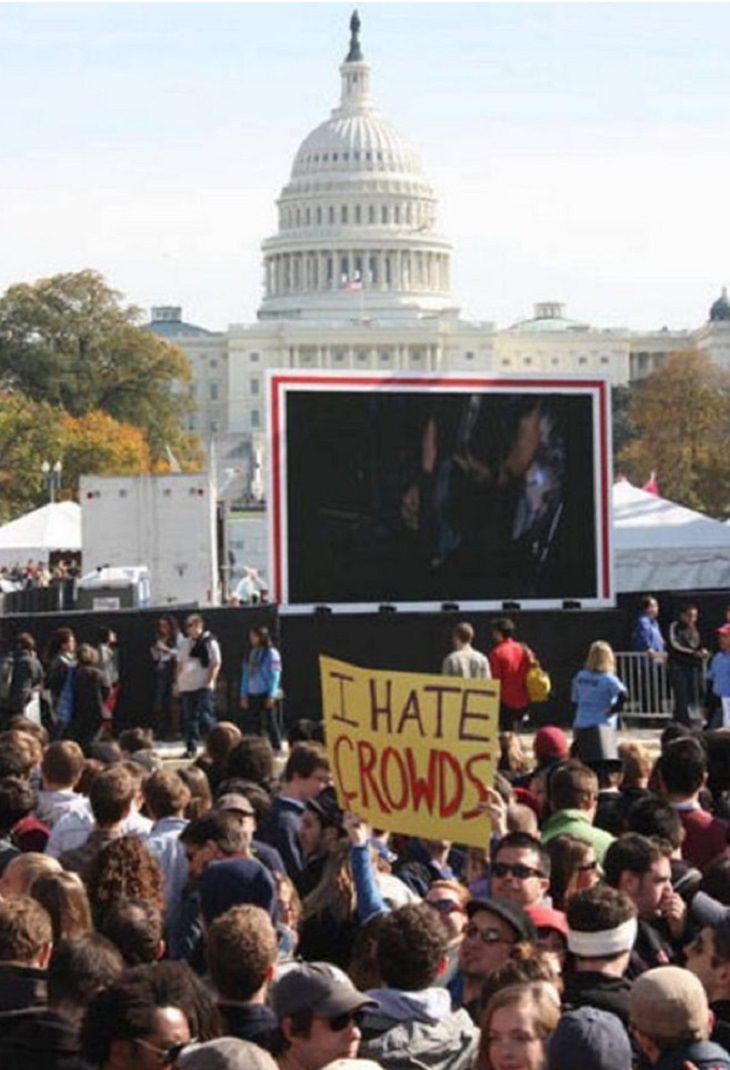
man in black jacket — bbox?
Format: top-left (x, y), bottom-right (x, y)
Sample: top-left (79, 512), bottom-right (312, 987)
top-left (563, 884), bottom-right (636, 1025)
top-left (0, 934), bottom-right (123, 1070)
top-left (603, 833), bottom-right (686, 978)
top-left (667, 605), bottom-right (707, 727)
top-left (206, 905), bottom-right (279, 1052)
top-left (0, 897), bottom-right (52, 1040)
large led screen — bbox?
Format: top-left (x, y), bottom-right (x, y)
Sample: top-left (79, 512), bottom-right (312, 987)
top-left (270, 374), bottom-right (612, 610)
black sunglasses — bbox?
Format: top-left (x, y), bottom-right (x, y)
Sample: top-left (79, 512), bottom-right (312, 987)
top-left (135, 1037), bottom-right (196, 1066)
top-left (492, 861), bottom-right (545, 880)
top-left (326, 1010), bottom-right (364, 1031)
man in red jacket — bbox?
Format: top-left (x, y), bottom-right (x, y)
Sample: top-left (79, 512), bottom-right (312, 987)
top-left (488, 618), bottom-right (533, 731)
top-left (658, 736), bottom-right (728, 873)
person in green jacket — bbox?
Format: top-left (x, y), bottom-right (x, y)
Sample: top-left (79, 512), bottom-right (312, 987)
top-left (541, 760), bottom-right (615, 865)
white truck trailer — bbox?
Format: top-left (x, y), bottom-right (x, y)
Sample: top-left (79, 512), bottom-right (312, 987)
top-left (79, 473), bottom-right (219, 607)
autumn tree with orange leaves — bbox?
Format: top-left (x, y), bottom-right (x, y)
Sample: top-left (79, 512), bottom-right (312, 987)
top-left (618, 350), bottom-right (730, 516)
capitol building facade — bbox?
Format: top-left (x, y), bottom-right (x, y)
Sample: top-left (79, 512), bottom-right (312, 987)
top-left (150, 12), bottom-right (730, 463)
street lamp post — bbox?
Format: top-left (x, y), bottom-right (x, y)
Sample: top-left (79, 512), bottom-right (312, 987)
top-left (41, 460), bottom-right (62, 503)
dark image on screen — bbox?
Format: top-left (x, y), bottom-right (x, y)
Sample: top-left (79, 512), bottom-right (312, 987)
top-left (285, 388), bottom-right (599, 605)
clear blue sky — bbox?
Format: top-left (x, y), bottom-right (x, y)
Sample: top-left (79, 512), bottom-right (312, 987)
top-left (1, 2), bottom-right (729, 331)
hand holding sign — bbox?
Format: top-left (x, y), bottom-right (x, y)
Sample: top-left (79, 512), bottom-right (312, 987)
top-left (343, 811), bottom-right (371, 847)
top-left (477, 786), bottom-right (509, 840)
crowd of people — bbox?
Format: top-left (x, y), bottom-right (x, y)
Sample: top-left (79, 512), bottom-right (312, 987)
top-left (0, 701), bottom-right (729, 1070)
top-left (2, 598), bottom-right (730, 1070)
top-left (0, 616), bottom-right (283, 763)
top-left (0, 560), bottom-right (80, 591)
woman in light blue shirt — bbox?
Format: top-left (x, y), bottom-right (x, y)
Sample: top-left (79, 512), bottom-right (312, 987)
top-left (571, 640), bottom-right (627, 731)
top-left (240, 625), bottom-right (283, 751)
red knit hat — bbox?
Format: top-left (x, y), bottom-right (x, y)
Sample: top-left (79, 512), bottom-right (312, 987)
top-left (534, 725), bottom-right (569, 764)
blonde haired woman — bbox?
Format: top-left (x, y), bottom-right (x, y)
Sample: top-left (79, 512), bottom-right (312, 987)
top-left (571, 640), bottom-right (627, 731)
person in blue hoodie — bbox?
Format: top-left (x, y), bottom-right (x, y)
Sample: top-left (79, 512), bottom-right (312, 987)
top-left (240, 627), bottom-right (283, 752)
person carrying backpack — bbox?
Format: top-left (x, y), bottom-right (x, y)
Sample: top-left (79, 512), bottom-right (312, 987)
top-left (176, 614), bottom-right (221, 759)
top-left (7, 633), bottom-right (44, 723)
top-left (45, 627), bottom-right (77, 738)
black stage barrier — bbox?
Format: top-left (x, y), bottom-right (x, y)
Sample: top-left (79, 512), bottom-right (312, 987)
top-left (0, 590), bottom-right (727, 731)
top-left (0, 605), bottom-right (276, 731)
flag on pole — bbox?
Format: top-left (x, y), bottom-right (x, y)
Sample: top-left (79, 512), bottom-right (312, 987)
top-left (642, 471), bottom-right (660, 495)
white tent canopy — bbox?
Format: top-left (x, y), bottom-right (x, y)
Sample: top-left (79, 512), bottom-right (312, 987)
top-left (0, 501), bottom-right (81, 567)
top-left (612, 480), bottom-right (730, 593)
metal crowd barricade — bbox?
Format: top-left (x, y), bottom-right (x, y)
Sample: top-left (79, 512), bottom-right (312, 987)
top-left (615, 652), bottom-right (706, 724)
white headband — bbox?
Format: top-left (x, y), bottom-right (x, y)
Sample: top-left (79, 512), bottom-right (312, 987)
top-left (567, 917), bottom-right (638, 957)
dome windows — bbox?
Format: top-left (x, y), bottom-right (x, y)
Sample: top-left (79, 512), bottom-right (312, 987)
top-left (355, 205), bottom-right (361, 224)
top-left (341, 205), bottom-right (348, 223)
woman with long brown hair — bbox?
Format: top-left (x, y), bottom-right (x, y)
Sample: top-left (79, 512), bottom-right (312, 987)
top-left (298, 840), bottom-right (360, 969)
top-left (479, 983), bottom-right (560, 1070)
top-left (544, 834), bottom-right (600, 911)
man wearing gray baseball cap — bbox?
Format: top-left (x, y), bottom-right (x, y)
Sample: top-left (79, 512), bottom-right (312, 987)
top-left (271, 962), bottom-right (375, 1070)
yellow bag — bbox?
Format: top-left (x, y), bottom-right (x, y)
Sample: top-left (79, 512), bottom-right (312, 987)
top-left (525, 662), bottom-right (551, 703)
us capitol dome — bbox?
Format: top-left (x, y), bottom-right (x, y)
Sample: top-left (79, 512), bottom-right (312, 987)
top-left (258, 11), bottom-right (458, 322)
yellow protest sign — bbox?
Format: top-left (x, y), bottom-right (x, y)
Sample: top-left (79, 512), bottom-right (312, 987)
top-left (320, 655), bottom-right (499, 849)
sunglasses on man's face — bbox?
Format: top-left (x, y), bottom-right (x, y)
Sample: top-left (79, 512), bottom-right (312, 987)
top-left (426, 898), bottom-right (463, 915)
top-left (464, 924), bottom-right (512, 945)
top-left (135, 1037), bottom-right (196, 1066)
top-left (491, 861), bottom-right (545, 880)
top-left (325, 1010), bottom-right (364, 1032)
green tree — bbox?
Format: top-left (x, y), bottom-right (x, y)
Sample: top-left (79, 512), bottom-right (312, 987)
top-left (611, 383), bottom-right (639, 467)
top-left (0, 394), bottom-right (168, 523)
top-left (0, 270), bottom-right (200, 465)
top-left (0, 392), bottom-right (65, 522)
top-left (619, 350), bottom-right (730, 515)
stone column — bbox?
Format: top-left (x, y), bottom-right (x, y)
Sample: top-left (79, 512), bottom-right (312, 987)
top-left (377, 251), bottom-right (386, 290)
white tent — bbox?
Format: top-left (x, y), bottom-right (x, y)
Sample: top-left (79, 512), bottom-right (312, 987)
top-left (612, 480), bottom-right (730, 592)
top-left (0, 501), bottom-right (81, 567)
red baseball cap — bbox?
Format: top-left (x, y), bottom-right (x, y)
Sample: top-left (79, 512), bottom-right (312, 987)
top-left (525, 904), bottom-right (568, 938)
